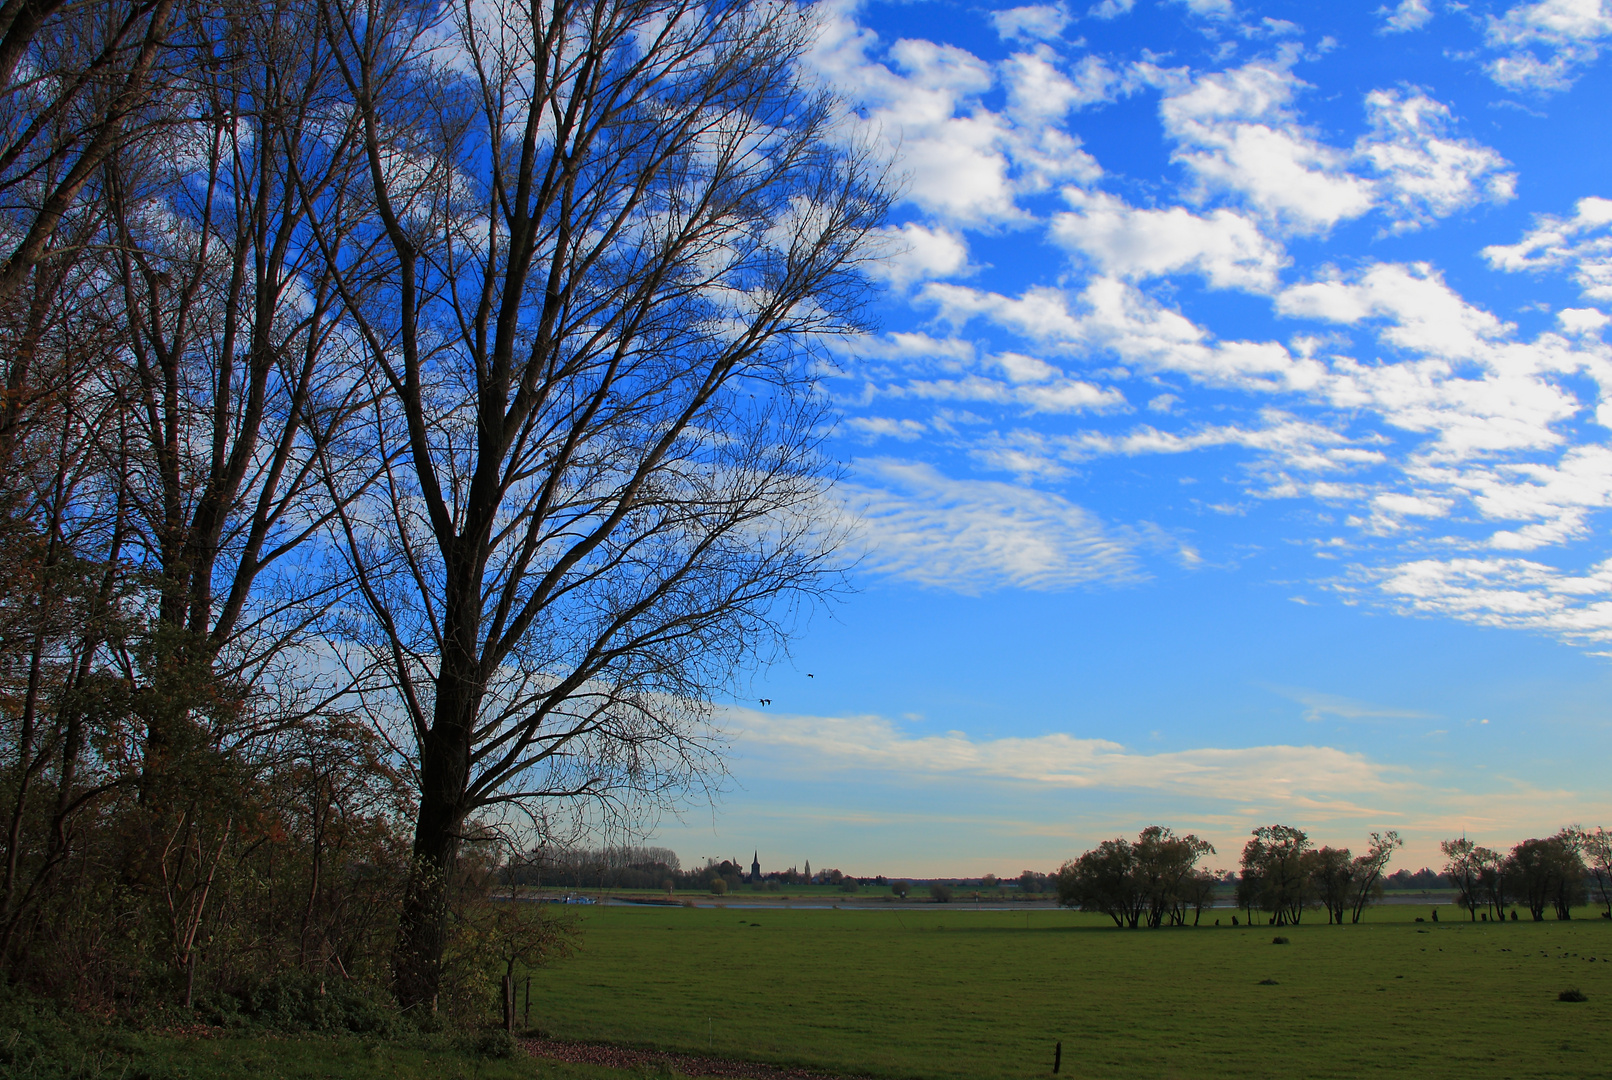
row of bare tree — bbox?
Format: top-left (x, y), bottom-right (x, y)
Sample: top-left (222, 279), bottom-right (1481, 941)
top-left (1056, 825), bottom-right (1404, 928)
top-left (1442, 828), bottom-right (1612, 922)
top-left (0, 0), bottom-right (882, 1012)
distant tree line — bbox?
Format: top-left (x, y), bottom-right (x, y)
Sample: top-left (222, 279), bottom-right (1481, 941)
top-left (510, 848), bottom-right (877, 895)
top-left (1057, 823), bottom-right (1612, 927)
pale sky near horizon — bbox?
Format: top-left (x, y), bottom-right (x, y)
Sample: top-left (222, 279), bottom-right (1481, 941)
top-left (651, 0), bottom-right (1612, 879)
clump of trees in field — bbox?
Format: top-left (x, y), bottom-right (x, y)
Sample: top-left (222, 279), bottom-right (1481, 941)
top-left (1057, 825), bottom-right (1403, 927)
top-left (1233, 827), bottom-right (1402, 926)
top-left (1055, 826), bottom-right (1220, 927)
top-left (1440, 827), bottom-right (1612, 922)
top-left (0, 0), bottom-right (885, 1023)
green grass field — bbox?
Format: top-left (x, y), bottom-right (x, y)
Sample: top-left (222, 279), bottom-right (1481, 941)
top-left (522, 904), bottom-right (1612, 1080)
top-left (16, 904), bottom-right (1612, 1079)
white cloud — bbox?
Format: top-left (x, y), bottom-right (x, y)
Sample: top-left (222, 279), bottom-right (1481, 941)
top-left (867, 222), bottom-right (972, 290)
top-left (1170, 0), bottom-right (1235, 16)
top-left (905, 259), bottom-right (1612, 564)
top-left (991, 4), bottom-right (1070, 42)
top-left (970, 412), bottom-right (1386, 480)
top-left (1089, 0), bottom-right (1135, 18)
top-left (1154, 64), bottom-right (1509, 235)
top-left (1278, 262), bottom-right (1592, 461)
top-left (890, 370), bottom-right (1126, 414)
top-left (1559, 307), bottom-right (1611, 334)
top-left (839, 330), bottom-right (978, 367)
top-left (923, 277), bottom-right (1327, 392)
top-left (1379, 0), bottom-right (1434, 33)
top-left (844, 416), bottom-right (926, 441)
top-left (807, 10), bottom-right (1102, 223)
top-left (727, 708), bottom-right (1401, 803)
top-left (1370, 554), bottom-right (1612, 643)
top-left (841, 460), bottom-right (1141, 592)
top-left (808, 16), bottom-right (1017, 223)
top-left (1157, 59), bottom-right (1376, 234)
top-left (1482, 196), bottom-right (1612, 301)
top-left (1373, 491), bottom-right (1454, 517)
top-left (1003, 50), bottom-right (1133, 123)
top-left (1484, 0), bottom-right (1612, 92)
top-left (1049, 188), bottom-right (1287, 291)
top-left (1355, 89), bottom-right (1516, 232)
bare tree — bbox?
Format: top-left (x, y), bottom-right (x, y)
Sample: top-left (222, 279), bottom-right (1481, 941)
top-left (1582, 826), bottom-right (1612, 920)
top-left (102, 0), bottom-right (377, 785)
top-left (1347, 830), bottom-right (1402, 924)
top-left (0, 0), bottom-right (179, 305)
top-left (315, 0), bottom-right (885, 1007)
top-left (1240, 825), bottom-right (1312, 926)
top-left (1441, 836), bottom-right (1481, 921)
top-left (1309, 845), bottom-right (1353, 925)
top-left (1473, 844), bottom-right (1506, 922)
top-left (0, 247), bottom-right (135, 967)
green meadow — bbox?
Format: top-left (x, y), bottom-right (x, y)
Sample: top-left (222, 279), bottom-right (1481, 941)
top-left (522, 903), bottom-right (1612, 1080)
top-left (14, 904), bottom-right (1612, 1079)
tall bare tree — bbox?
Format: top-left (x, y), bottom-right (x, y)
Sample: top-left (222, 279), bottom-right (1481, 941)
top-left (103, 0), bottom-right (376, 783)
top-left (316, 0), bottom-right (885, 1006)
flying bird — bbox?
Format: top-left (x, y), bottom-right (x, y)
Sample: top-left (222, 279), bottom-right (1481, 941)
top-left (807, 674), bottom-right (814, 678)
top-left (759, 698), bottom-right (771, 706)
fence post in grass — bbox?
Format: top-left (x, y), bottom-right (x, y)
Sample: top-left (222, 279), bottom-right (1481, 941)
top-left (1054, 1041), bottom-right (1062, 1073)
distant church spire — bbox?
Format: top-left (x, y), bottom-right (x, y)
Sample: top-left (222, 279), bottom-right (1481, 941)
top-left (751, 850), bottom-right (761, 882)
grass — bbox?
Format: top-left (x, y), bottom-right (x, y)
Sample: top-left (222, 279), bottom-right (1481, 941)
top-left (521, 904), bottom-right (1612, 1079)
top-left (0, 995), bottom-right (628, 1080)
top-left (16, 904), bottom-right (1612, 1079)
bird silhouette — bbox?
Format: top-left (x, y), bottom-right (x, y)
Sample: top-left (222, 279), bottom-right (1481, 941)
top-left (759, 698), bottom-right (771, 706)
top-left (807, 674), bottom-right (814, 678)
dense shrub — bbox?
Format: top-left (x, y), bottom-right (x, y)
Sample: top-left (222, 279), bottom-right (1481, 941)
top-left (243, 971), bottom-right (401, 1036)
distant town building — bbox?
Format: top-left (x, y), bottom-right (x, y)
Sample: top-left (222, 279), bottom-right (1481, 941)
top-left (751, 851), bottom-right (761, 883)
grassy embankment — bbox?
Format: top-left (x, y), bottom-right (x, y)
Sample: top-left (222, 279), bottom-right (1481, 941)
top-left (14, 903), bottom-right (1612, 1079)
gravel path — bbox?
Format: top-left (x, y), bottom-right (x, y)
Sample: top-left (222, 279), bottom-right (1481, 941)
top-left (521, 1037), bottom-right (854, 1079)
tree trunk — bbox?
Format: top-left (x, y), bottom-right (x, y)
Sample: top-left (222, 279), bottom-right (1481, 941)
top-left (393, 806), bottom-right (456, 1012)
top-left (392, 674), bottom-right (475, 1010)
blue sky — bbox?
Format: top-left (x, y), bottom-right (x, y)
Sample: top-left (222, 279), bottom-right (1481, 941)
top-left (654, 0), bottom-right (1612, 878)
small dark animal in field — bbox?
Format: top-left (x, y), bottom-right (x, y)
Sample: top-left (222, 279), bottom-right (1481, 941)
top-left (1272, 936), bottom-right (1289, 945)
top-left (1414, 917), bottom-right (1424, 923)
top-left (1512, 910), bottom-right (1519, 920)
top-left (1258, 978), bottom-right (1279, 985)
top-left (1431, 909), bottom-right (1438, 922)
top-left (1559, 989), bottom-right (1588, 1002)
top-left (1214, 919), bottom-right (1220, 926)
top-left (1231, 916), bottom-right (1238, 926)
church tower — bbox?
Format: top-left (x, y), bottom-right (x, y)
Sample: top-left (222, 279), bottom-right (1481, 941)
top-left (751, 851), bottom-right (761, 883)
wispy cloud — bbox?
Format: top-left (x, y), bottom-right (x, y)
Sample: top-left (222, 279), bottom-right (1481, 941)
top-left (840, 459), bottom-right (1143, 593)
top-left (725, 706), bottom-right (1405, 809)
top-left (1262, 684), bottom-right (1440, 724)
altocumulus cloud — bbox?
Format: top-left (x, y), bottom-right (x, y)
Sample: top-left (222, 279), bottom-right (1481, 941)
top-left (838, 459), bottom-right (1142, 593)
top-left (723, 707), bottom-right (1404, 810)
